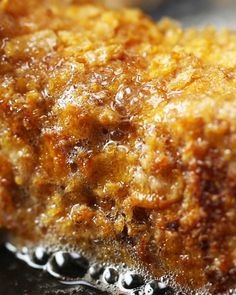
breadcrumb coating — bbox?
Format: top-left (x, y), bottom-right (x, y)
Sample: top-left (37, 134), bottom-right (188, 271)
top-left (1, 0), bottom-right (236, 293)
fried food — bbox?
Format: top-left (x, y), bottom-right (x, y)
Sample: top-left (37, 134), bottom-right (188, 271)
top-left (1, 0), bottom-right (236, 293)
top-left (96, 0), bottom-right (159, 9)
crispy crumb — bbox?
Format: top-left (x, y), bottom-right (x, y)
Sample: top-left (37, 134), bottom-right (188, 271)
top-left (1, 0), bottom-right (236, 293)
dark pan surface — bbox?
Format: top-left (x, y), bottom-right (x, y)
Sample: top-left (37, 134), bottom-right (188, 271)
top-left (0, 244), bottom-right (110, 295)
top-left (154, 0), bottom-right (236, 28)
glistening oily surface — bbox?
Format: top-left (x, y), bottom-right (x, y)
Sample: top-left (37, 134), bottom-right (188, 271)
top-left (1, 0), bottom-right (236, 293)
top-left (0, 244), bottom-right (109, 295)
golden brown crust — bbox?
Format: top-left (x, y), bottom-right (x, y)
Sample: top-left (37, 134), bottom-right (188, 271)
top-left (96, 0), bottom-right (159, 9)
top-left (1, 0), bottom-right (236, 292)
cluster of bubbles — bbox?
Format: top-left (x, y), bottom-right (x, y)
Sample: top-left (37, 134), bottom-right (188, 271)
top-left (5, 242), bottom-right (204, 295)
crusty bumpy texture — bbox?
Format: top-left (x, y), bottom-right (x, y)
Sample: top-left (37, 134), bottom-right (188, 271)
top-left (1, 0), bottom-right (236, 293)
